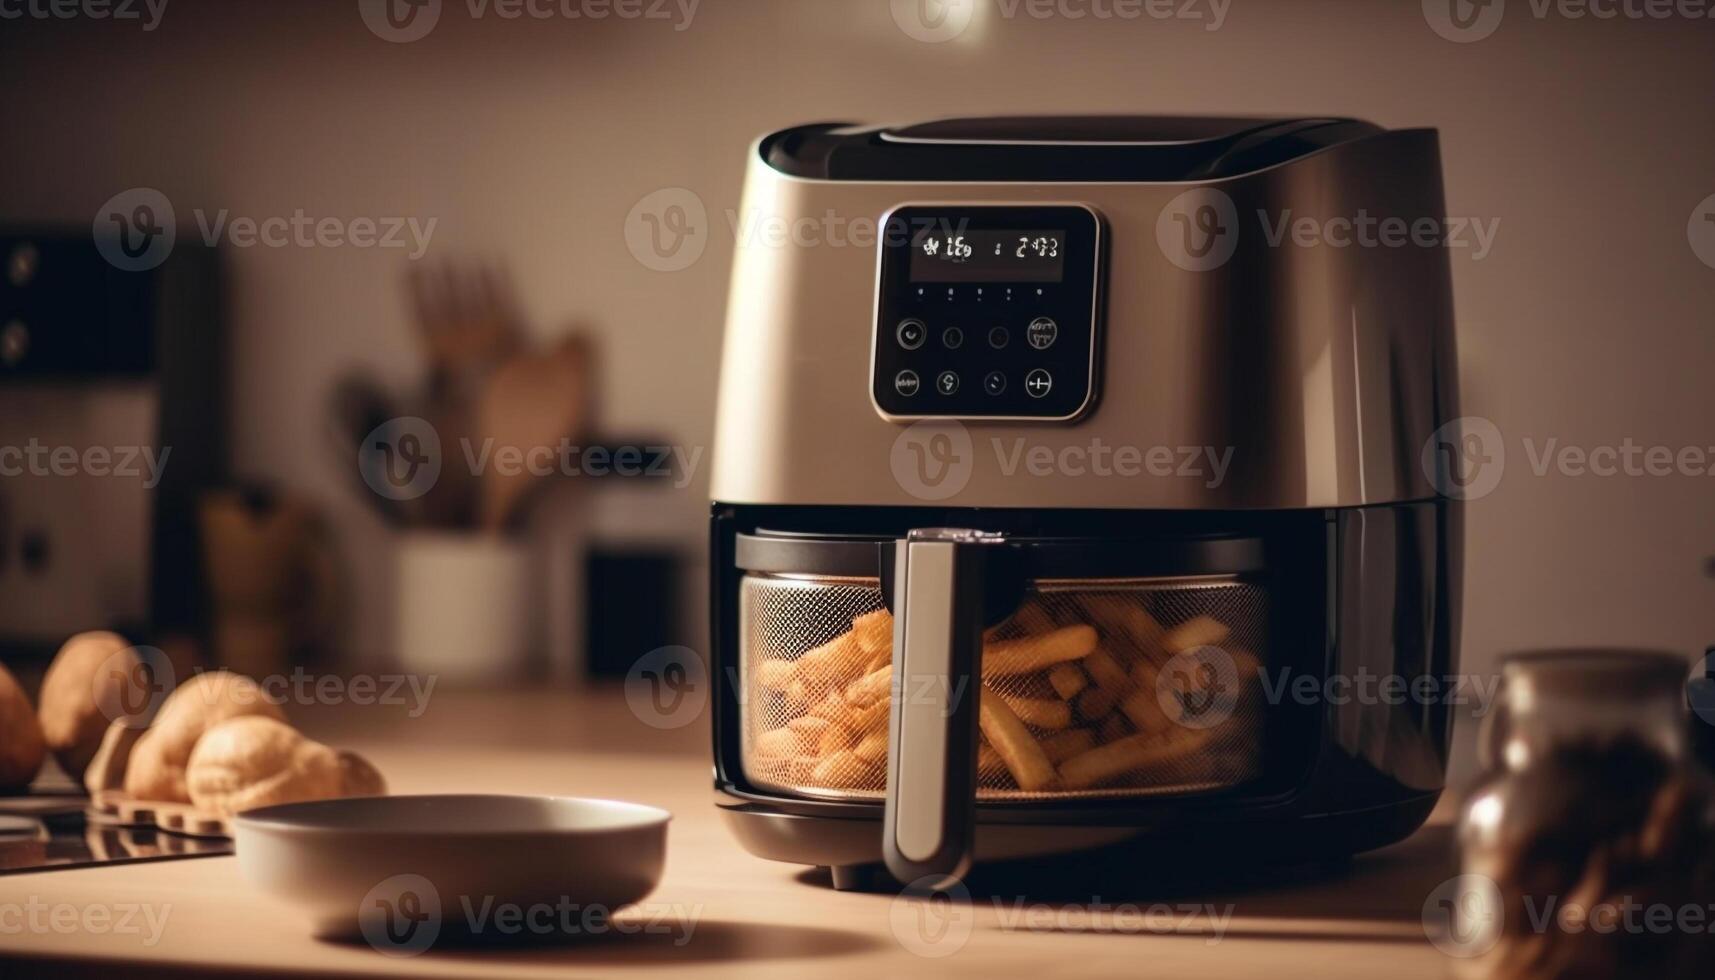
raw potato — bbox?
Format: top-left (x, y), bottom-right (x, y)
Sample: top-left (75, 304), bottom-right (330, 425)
top-left (336, 750), bottom-right (388, 798)
top-left (0, 662), bottom-right (45, 791)
top-left (83, 718), bottom-right (145, 795)
top-left (37, 632), bottom-right (138, 780)
top-left (125, 671), bottom-right (285, 803)
top-left (981, 625), bottom-right (1098, 675)
top-left (184, 716), bottom-right (342, 817)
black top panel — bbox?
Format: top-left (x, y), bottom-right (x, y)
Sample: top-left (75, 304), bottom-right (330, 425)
top-left (762, 115), bottom-right (1384, 183)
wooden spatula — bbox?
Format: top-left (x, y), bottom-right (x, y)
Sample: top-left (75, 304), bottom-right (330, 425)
top-left (476, 336), bottom-right (592, 532)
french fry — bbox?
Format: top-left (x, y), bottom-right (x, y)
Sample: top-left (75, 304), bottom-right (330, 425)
top-left (1082, 647), bottom-right (1131, 693)
top-left (982, 624), bottom-right (1098, 675)
top-left (794, 631), bottom-right (868, 693)
top-left (977, 741), bottom-right (1010, 781)
top-left (1075, 684), bottom-right (1118, 722)
top-left (755, 727), bottom-right (801, 759)
top-left (1098, 712), bottom-right (1131, 744)
top-left (811, 750), bottom-right (861, 784)
top-left (817, 722), bottom-right (855, 756)
top-left (1227, 647), bottom-right (1262, 680)
top-left (1048, 663), bottom-right (1089, 700)
top-left (848, 696), bottom-right (891, 736)
top-left (1118, 605), bottom-right (1168, 662)
top-left (756, 658), bottom-right (795, 691)
top-left (852, 728), bottom-right (888, 764)
top-left (806, 689), bottom-right (848, 722)
top-left (844, 665), bottom-right (893, 709)
top-left (850, 609), bottom-right (893, 657)
top-left (788, 716), bottom-right (833, 745)
top-left (995, 691), bottom-right (1072, 730)
top-left (978, 688), bottom-right (1059, 791)
top-left (1010, 601), bottom-right (1058, 635)
top-left (1039, 728), bottom-right (1097, 764)
top-left (1059, 728), bottom-right (1212, 790)
top-left (1078, 595), bottom-right (1177, 665)
top-left (1130, 658), bottom-right (1159, 690)
top-left (1120, 689), bottom-right (1167, 733)
top-left (1163, 615), bottom-right (1230, 654)
top-left (864, 648), bottom-right (891, 675)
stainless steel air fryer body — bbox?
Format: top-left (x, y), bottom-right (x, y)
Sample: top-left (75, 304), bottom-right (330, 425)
top-left (709, 116), bottom-right (1462, 890)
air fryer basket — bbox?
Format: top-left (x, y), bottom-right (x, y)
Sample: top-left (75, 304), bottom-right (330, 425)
top-left (740, 568), bottom-right (1270, 802)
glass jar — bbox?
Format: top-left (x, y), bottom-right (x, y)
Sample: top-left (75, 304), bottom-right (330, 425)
top-left (1449, 650), bottom-right (1715, 979)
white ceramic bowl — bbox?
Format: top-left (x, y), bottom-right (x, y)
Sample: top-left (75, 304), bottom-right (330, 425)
top-left (235, 795), bottom-right (671, 945)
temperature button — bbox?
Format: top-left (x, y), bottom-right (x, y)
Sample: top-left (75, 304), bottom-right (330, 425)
top-left (1027, 317), bottom-right (1058, 350)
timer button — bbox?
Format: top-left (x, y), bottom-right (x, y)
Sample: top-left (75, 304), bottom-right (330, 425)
top-left (987, 327), bottom-right (1009, 349)
top-left (941, 327), bottom-right (964, 350)
top-left (1027, 317), bottom-right (1058, 350)
top-left (894, 370), bottom-right (921, 397)
top-left (1024, 369), bottom-right (1053, 399)
top-left (983, 371), bottom-right (1007, 396)
top-left (896, 318), bottom-right (927, 350)
top-left (935, 371), bottom-right (960, 396)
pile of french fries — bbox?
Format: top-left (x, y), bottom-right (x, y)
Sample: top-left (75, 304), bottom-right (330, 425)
top-left (749, 592), bottom-right (1261, 795)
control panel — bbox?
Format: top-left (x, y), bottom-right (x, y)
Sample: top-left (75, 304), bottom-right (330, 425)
top-left (871, 204), bottom-right (1103, 421)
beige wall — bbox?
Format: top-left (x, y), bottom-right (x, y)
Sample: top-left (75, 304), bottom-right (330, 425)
top-left (3, 0), bottom-right (1712, 673)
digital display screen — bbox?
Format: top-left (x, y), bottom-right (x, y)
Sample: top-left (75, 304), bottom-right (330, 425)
top-left (909, 228), bottom-right (1066, 283)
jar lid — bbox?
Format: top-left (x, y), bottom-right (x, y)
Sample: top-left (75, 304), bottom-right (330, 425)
top-left (1500, 648), bottom-right (1689, 699)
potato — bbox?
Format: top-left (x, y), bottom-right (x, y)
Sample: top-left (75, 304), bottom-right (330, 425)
top-left (125, 671), bottom-right (284, 803)
top-left (0, 662), bottom-right (45, 791)
top-left (335, 750), bottom-right (388, 798)
top-left (185, 716), bottom-right (343, 817)
top-left (38, 632), bottom-right (140, 780)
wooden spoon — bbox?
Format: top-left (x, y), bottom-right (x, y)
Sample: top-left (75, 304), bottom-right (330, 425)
top-left (476, 336), bottom-right (591, 532)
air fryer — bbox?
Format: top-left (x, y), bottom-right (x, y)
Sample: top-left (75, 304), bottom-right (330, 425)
top-left (708, 116), bottom-right (1462, 890)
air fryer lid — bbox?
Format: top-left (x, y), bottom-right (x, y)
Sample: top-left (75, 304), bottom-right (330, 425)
top-left (762, 114), bottom-right (1384, 182)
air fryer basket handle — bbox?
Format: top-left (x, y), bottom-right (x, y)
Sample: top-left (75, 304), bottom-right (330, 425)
top-left (881, 530), bottom-right (994, 888)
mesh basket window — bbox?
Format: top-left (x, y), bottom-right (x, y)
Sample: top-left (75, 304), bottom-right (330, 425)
top-left (740, 573), bottom-right (1269, 801)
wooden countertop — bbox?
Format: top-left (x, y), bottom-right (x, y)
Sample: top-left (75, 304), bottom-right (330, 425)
top-left (0, 689), bottom-right (1463, 978)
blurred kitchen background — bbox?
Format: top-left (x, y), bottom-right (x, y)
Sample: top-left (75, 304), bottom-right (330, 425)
top-left (0, 0), bottom-right (1711, 685)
